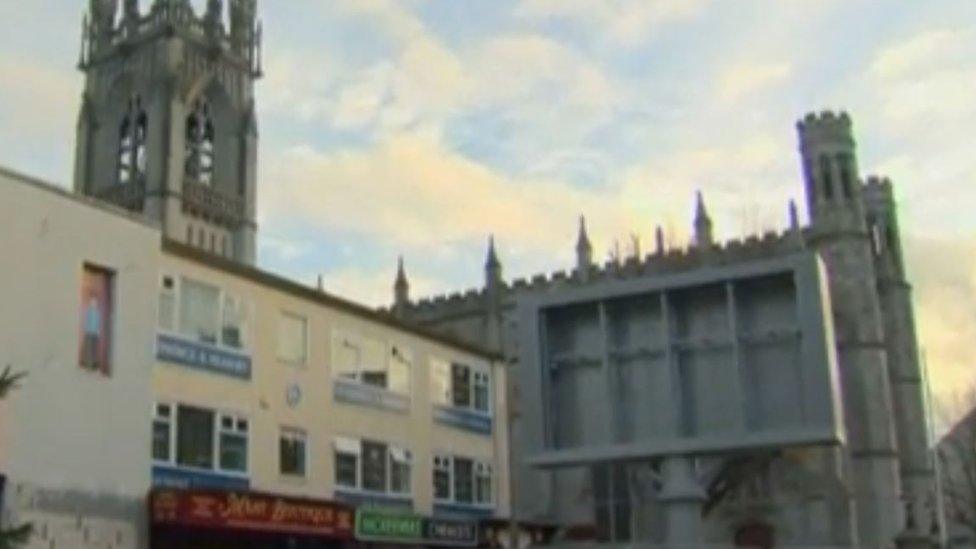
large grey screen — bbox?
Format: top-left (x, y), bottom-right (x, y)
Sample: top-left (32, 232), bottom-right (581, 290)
top-left (520, 252), bottom-right (843, 467)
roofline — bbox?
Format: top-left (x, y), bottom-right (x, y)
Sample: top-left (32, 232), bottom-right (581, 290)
top-left (0, 164), bottom-right (159, 231)
top-left (162, 239), bottom-right (503, 362)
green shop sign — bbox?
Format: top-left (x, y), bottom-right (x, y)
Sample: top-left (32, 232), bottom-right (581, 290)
top-left (355, 509), bottom-right (478, 546)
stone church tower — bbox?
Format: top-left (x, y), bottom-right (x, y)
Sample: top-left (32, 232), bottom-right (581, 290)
top-left (73, 0), bottom-right (262, 264)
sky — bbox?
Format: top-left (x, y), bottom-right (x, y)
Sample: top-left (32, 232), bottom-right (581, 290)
top-left (1, 0), bottom-right (975, 412)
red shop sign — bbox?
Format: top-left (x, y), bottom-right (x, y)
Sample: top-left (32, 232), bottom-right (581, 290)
top-left (151, 488), bottom-right (354, 539)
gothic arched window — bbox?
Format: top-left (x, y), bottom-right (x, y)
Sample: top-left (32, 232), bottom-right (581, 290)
top-left (185, 100), bottom-right (215, 186)
top-left (819, 154), bottom-right (834, 201)
top-left (117, 95), bottom-right (148, 185)
top-left (837, 153), bottom-right (854, 199)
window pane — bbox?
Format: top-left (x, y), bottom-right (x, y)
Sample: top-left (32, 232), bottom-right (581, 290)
top-left (179, 279), bottom-right (220, 345)
top-left (79, 265), bottom-right (114, 374)
top-left (152, 420), bottom-right (170, 462)
top-left (451, 364), bottom-right (471, 408)
top-left (336, 452), bottom-right (358, 488)
top-left (454, 458), bottom-right (473, 504)
top-left (278, 313), bottom-right (307, 364)
top-left (430, 359), bottom-right (451, 405)
top-left (388, 347), bottom-right (411, 395)
top-left (221, 295), bottom-right (246, 349)
top-left (476, 465), bottom-right (492, 504)
top-left (474, 372), bottom-right (490, 412)
top-left (434, 468), bottom-right (451, 500)
top-left (176, 406), bottom-right (214, 469)
top-left (361, 441), bottom-right (388, 492)
top-left (280, 433), bottom-right (306, 477)
top-left (220, 433), bottom-right (247, 472)
top-left (391, 460), bottom-right (411, 494)
top-left (158, 280), bottom-right (176, 332)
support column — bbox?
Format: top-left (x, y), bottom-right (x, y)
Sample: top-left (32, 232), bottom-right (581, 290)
top-left (659, 456), bottom-right (706, 546)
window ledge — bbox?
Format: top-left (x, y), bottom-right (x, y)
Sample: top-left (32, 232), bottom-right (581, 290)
top-left (334, 378), bottom-right (411, 414)
top-left (433, 405), bottom-right (493, 435)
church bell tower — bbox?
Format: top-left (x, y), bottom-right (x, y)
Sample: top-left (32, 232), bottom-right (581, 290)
top-left (74, 0), bottom-right (262, 264)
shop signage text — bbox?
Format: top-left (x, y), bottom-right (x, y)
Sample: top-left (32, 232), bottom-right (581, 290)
top-left (356, 509), bottom-right (478, 546)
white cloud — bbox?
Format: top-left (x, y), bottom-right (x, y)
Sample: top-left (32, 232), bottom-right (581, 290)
top-left (515, 0), bottom-right (708, 45)
top-left (716, 62), bottom-right (792, 104)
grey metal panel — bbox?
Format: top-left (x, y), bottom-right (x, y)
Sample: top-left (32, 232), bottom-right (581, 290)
top-left (519, 251), bottom-right (844, 467)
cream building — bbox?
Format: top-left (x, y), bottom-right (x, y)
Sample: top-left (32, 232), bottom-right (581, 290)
top-left (0, 166), bottom-right (161, 549)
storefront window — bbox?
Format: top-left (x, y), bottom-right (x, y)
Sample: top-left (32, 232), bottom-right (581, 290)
top-left (177, 405), bottom-right (214, 469)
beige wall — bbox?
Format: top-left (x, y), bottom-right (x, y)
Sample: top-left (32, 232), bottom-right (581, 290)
top-left (153, 251), bottom-right (511, 517)
top-left (0, 168), bottom-right (160, 548)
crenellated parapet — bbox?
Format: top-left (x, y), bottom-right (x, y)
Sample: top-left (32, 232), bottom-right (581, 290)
top-left (796, 110), bottom-right (855, 147)
top-left (398, 225), bottom-right (806, 321)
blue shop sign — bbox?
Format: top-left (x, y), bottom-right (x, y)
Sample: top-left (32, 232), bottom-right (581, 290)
top-left (151, 465), bottom-right (250, 491)
top-left (156, 334), bottom-right (251, 379)
top-left (433, 405), bottom-right (492, 435)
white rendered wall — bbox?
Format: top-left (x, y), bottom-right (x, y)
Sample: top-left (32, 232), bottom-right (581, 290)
top-left (0, 167), bottom-right (160, 549)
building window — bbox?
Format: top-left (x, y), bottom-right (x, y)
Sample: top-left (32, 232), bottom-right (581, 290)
top-left (179, 278), bottom-right (221, 345)
top-left (160, 276), bottom-right (247, 351)
top-left (335, 437), bottom-right (360, 489)
top-left (118, 95), bottom-right (148, 185)
top-left (819, 154), bottom-right (834, 200)
top-left (185, 99), bottom-right (215, 186)
top-left (219, 413), bottom-right (248, 473)
top-left (79, 264), bottom-right (114, 375)
top-left (176, 405), bottom-right (215, 470)
top-left (434, 455), bottom-right (492, 507)
top-left (433, 455), bottom-right (452, 501)
top-left (362, 440), bottom-right (388, 492)
top-left (333, 331), bottom-right (411, 394)
top-left (474, 371), bottom-right (491, 412)
top-left (279, 428), bottom-right (307, 477)
top-left (278, 312), bottom-right (308, 365)
top-left (454, 457), bottom-right (474, 504)
top-left (475, 463), bottom-right (493, 505)
top-left (433, 361), bottom-right (492, 414)
top-left (390, 447), bottom-right (412, 495)
top-left (837, 153), bottom-right (854, 199)
top-left (335, 437), bottom-right (410, 496)
top-left (152, 403), bottom-right (173, 462)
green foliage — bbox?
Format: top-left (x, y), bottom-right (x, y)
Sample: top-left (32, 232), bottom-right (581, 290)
top-left (0, 366), bottom-right (26, 400)
top-left (0, 523), bottom-right (34, 549)
top-left (0, 365), bottom-right (31, 548)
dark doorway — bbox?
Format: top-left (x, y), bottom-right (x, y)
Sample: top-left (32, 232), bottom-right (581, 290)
top-left (734, 522), bottom-right (775, 549)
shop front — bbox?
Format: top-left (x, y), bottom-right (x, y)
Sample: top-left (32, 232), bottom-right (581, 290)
top-left (150, 488), bottom-right (355, 549)
top-left (354, 508), bottom-right (479, 548)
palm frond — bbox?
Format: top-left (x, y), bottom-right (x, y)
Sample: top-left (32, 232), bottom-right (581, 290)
top-left (0, 366), bottom-right (26, 399)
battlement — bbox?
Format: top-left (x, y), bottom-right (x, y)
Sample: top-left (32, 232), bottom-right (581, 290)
top-left (863, 175), bottom-right (896, 209)
top-left (797, 110), bottom-right (855, 146)
top-left (401, 227), bottom-right (805, 319)
top-left (864, 175), bottom-right (893, 191)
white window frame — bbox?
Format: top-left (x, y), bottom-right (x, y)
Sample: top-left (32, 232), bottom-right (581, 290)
top-left (433, 453), bottom-right (495, 508)
top-left (446, 362), bottom-right (492, 415)
top-left (333, 331), bottom-right (412, 396)
top-left (158, 274), bottom-right (249, 352)
top-left (152, 402), bottom-right (175, 464)
top-left (334, 436), bottom-right (411, 497)
top-left (334, 436), bottom-right (361, 489)
top-left (433, 454), bottom-right (453, 502)
top-left (389, 445), bottom-right (413, 495)
top-left (279, 427), bottom-right (308, 477)
top-left (217, 412), bottom-right (249, 474)
top-left (278, 311), bottom-right (309, 366)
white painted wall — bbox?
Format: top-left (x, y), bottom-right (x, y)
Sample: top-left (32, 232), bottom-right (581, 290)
top-left (0, 167), bottom-right (160, 549)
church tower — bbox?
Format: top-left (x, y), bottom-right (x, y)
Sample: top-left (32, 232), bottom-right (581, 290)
top-left (74, 0), bottom-right (262, 264)
top-left (797, 111), bottom-right (905, 545)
